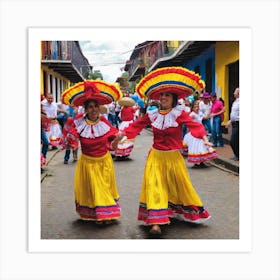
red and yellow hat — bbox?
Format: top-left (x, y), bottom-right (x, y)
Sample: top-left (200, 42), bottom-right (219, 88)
top-left (136, 67), bottom-right (205, 100)
top-left (61, 80), bottom-right (122, 107)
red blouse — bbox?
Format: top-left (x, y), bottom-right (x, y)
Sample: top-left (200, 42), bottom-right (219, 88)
top-left (123, 108), bottom-right (206, 151)
top-left (73, 115), bottom-right (118, 157)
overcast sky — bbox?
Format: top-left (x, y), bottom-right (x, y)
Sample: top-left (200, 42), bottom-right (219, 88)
top-left (79, 41), bottom-right (142, 83)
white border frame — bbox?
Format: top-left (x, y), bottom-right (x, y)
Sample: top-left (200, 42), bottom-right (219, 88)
top-left (28, 27), bottom-right (252, 253)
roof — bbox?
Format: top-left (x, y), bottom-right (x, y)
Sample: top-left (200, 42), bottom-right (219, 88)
top-left (149, 41), bottom-right (215, 71)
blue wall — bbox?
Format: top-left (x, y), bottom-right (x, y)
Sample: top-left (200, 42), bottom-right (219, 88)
top-left (183, 45), bottom-right (215, 92)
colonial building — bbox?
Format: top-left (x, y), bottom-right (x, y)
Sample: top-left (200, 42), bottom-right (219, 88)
top-left (123, 40), bottom-right (239, 123)
top-left (41, 41), bottom-right (92, 102)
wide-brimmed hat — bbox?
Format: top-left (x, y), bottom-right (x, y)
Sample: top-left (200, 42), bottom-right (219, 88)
top-left (118, 97), bottom-right (136, 107)
top-left (99, 105), bottom-right (108, 114)
top-left (61, 80), bottom-right (122, 107)
top-left (136, 67), bottom-right (205, 100)
top-left (203, 92), bottom-right (211, 99)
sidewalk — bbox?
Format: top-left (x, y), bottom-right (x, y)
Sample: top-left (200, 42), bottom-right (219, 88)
top-left (210, 132), bottom-right (239, 174)
top-left (41, 147), bottom-right (61, 181)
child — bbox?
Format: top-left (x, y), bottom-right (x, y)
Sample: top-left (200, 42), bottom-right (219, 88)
top-left (60, 117), bottom-right (79, 164)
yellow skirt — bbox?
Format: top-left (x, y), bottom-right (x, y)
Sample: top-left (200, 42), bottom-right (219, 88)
top-left (138, 148), bottom-right (211, 224)
top-left (74, 152), bottom-right (120, 221)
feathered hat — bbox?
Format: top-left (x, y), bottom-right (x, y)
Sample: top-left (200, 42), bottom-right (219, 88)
top-left (136, 66), bottom-right (205, 100)
top-left (61, 80), bottom-right (122, 107)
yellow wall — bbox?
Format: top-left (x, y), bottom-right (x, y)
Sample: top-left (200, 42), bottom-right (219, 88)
top-left (40, 65), bottom-right (71, 94)
top-left (167, 41), bottom-right (180, 48)
top-left (215, 41), bottom-right (239, 122)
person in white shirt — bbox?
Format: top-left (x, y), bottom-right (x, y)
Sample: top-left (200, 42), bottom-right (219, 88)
top-left (225, 88), bottom-right (240, 161)
top-left (56, 98), bottom-right (69, 128)
top-left (107, 101), bottom-right (117, 127)
top-left (41, 94), bottom-right (62, 149)
top-left (199, 92), bottom-right (212, 139)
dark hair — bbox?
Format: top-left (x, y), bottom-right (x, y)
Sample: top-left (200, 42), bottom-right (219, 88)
top-left (84, 99), bottom-right (98, 109)
top-left (172, 93), bottom-right (178, 107)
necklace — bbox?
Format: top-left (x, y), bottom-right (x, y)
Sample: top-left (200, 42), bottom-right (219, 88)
top-left (85, 116), bottom-right (100, 125)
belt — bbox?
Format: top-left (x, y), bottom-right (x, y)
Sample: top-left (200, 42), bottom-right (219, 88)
top-left (231, 121), bottom-right (239, 124)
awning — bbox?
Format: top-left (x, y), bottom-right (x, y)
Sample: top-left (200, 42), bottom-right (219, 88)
top-left (41, 60), bottom-right (85, 83)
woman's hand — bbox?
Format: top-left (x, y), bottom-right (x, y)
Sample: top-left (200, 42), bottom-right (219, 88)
top-left (225, 120), bottom-right (231, 129)
top-left (116, 132), bottom-right (125, 141)
top-left (202, 136), bottom-right (213, 147)
top-left (110, 132), bottom-right (125, 150)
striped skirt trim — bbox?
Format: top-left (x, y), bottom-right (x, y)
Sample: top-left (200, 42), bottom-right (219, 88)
top-left (138, 202), bottom-right (211, 225)
top-left (187, 150), bottom-right (218, 163)
top-left (76, 200), bottom-right (121, 221)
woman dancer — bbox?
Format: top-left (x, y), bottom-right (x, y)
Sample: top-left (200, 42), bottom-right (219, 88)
top-left (117, 67), bottom-right (212, 235)
top-left (61, 80), bottom-right (122, 224)
top-left (183, 100), bottom-right (217, 168)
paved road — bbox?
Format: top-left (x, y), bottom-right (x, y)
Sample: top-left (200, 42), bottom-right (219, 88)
top-left (41, 129), bottom-right (239, 239)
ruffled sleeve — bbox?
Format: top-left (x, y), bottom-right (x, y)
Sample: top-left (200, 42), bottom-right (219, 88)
top-left (177, 110), bottom-right (206, 138)
top-left (123, 113), bottom-right (151, 139)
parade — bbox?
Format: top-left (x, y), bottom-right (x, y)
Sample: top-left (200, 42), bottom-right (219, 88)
top-left (40, 40), bottom-right (239, 239)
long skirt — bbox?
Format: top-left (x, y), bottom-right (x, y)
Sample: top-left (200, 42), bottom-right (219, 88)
top-left (115, 120), bottom-right (135, 157)
top-left (74, 152), bottom-right (121, 221)
top-left (138, 148), bottom-right (211, 225)
top-left (47, 120), bottom-right (62, 146)
top-left (183, 132), bottom-right (217, 163)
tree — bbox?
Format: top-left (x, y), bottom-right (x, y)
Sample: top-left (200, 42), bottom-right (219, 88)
top-left (88, 70), bottom-right (103, 80)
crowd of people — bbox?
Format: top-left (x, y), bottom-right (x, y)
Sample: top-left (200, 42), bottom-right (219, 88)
top-left (40, 67), bottom-right (239, 236)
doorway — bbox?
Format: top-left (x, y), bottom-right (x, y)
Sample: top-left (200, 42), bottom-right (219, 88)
top-left (228, 60), bottom-right (239, 117)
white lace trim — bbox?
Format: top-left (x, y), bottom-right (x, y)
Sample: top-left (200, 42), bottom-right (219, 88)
top-left (147, 105), bottom-right (184, 130)
top-left (74, 115), bottom-right (111, 138)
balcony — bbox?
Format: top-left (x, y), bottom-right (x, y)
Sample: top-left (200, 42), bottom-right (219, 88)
top-left (41, 41), bottom-right (92, 83)
top-left (128, 58), bottom-right (146, 81)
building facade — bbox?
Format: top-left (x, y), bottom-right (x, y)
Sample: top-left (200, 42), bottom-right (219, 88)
top-left (41, 41), bottom-right (92, 102)
top-left (122, 40), bottom-right (239, 123)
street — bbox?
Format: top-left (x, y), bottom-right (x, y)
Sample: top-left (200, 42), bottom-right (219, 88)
top-left (41, 129), bottom-right (239, 239)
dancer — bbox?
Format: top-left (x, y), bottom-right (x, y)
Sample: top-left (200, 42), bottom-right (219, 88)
top-left (61, 80), bottom-right (122, 224)
top-left (114, 96), bottom-right (136, 159)
top-left (60, 116), bottom-right (79, 164)
top-left (117, 67), bottom-right (212, 235)
top-left (183, 100), bottom-right (217, 168)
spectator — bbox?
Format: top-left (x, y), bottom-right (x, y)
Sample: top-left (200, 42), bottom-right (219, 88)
top-left (199, 92), bottom-right (212, 139)
top-left (225, 88), bottom-right (239, 161)
top-left (41, 94), bottom-right (50, 173)
top-left (56, 97), bottom-right (69, 128)
top-left (107, 101), bottom-right (117, 127)
top-left (210, 92), bottom-right (225, 147)
top-left (42, 94), bottom-right (62, 149)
